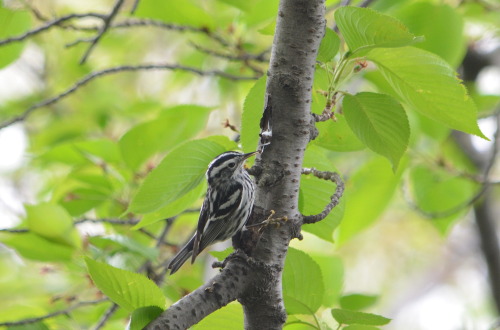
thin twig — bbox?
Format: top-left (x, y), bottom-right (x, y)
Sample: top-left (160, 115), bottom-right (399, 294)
top-left (74, 218), bottom-right (139, 226)
top-left (0, 228), bottom-right (28, 233)
top-left (0, 13), bottom-right (105, 46)
top-left (404, 111), bottom-right (500, 219)
top-left (138, 228), bottom-right (176, 246)
top-left (112, 18), bottom-right (208, 32)
top-left (0, 63), bottom-right (259, 131)
top-left (190, 42), bottom-right (268, 63)
top-left (130, 0), bottom-right (141, 14)
top-left (79, 0), bottom-right (126, 64)
top-left (0, 299), bottom-right (108, 327)
top-left (93, 303), bottom-right (118, 330)
top-left (141, 218), bottom-right (175, 284)
top-left (301, 168), bottom-right (344, 224)
top-left (359, 0), bottom-right (377, 8)
top-left (0, 218), bottom-right (140, 234)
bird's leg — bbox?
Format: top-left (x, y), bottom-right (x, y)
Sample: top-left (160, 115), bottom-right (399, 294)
top-left (246, 210), bottom-right (288, 231)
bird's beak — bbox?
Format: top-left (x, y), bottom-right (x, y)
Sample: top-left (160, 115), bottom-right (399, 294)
top-left (242, 151), bottom-right (259, 160)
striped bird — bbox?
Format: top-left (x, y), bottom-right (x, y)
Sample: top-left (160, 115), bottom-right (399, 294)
top-left (168, 151), bottom-right (258, 274)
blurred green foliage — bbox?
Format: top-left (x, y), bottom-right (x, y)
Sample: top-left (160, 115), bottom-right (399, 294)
top-left (0, 0), bottom-right (498, 329)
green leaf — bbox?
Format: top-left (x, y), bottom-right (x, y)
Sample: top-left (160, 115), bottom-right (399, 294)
top-left (193, 302), bottom-right (244, 329)
top-left (367, 47), bottom-right (487, 139)
top-left (317, 28), bottom-right (340, 63)
top-left (300, 146), bottom-right (345, 242)
top-left (334, 6), bottom-right (419, 56)
top-left (340, 294), bottom-right (378, 311)
top-left (300, 177), bottom-right (346, 242)
top-left (241, 76), bottom-right (266, 153)
top-left (133, 181), bottom-right (206, 229)
top-left (119, 105), bottom-right (213, 170)
top-left (331, 308), bottom-right (391, 326)
top-left (209, 247), bottom-right (234, 261)
top-left (59, 188), bottom-right (109, 216)
top-left (311, 68), bottom-right (366, 151)
top-left (258, 20), bottom-right (276, 36)
top-left (283, 248), bottom-right (324, 315)
top-left (409, 165), bottom-right (477, 234)
top-left (311, 255), bottom-right (343, 308)
top-left (0, 5), bottom-right (31, 68)
top-left (1, 233), bottom-right (75, 262)
top-left (135, 0), bottom-right (215, 28)
top-left (342, 92), bottom-right (409, 170)
top-left (395, 2), bottom-right (465, 67)
top-left (51, 166), bottom-right (115, 216)
top-left (89, 235), bottom-right (158, 260)
top-left (130, 306), bottom-right (164, 330)
top-left (337, 156), bottom-right (404, 244)
top-left (7, 322), bottom-right (50, 330)
top-left (85, 257), bottom-right (166, 312)
top-left (245, 0), bottom-right (279, 26)
top-left (25, 203), bottom-right (81, 248)
top-left (312, 115), bottom-right (365, 152)
top-left (343, 325), bottom-right (381, 330)
top-left (40, 139), bottom-right (122, 166)
top-left (128, 138), bottom-right (228, 214)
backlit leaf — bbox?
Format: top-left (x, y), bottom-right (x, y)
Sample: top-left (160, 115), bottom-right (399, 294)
top-left (335, 6), bottom-right (419, 56)
top-left (0, 5), bottom-right (31, 68)
top-left (343, 92), bottom-right (409, 170)
top-left (331, 308), bottom-right (390, 326)
top-left (193, 302), bottom-right (243, 329)
top-left (25, 203), bottom-right (81, 249)
top-left (85, 258), bottom-right (166, 312)
top-left (317, 28), bottom-right (340, 63)
top-left (241, 76), bottom-right (266, 153)
top-left (283, 248), bottom-right (324, 315)
top-left (368, 47), bottom-right (486, 139)
top-left (128, 139), bottom-right (227, 214)
top-left (119, 105), bottom-right (213, 171)
top-left (395, 2), bottom-right (465, 67)
top-left (337, 156), bottom-right (404, 244)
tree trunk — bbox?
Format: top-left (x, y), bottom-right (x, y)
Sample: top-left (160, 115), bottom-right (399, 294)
top-left (145, 0), bottom-right (325, 328)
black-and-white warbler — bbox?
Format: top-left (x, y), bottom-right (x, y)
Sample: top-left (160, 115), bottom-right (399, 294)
top-left (168, 150), bottom-right (258, 274)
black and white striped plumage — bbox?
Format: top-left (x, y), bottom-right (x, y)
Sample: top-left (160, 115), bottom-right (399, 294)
top-left (168, 151), bottom-right (258, 274)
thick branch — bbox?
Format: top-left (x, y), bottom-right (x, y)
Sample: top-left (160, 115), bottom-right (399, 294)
top-left (473, 192), bottom-right (500, 314)
top-left (242, 0), bottom-right (326, 329)
top-left (301, 168), bottom-right (344, 224)
top-left (145, 0), bottom-right (326, 328)
top-left (454, 111), bottom-right (500, 314)
top-left (0, 64), bottom-right (258, 131)
top-left (145, 252), bottom-right (252, 329)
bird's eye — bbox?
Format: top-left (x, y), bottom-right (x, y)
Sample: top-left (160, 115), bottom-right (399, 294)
top-left (227, 161), bottom-right (236, 168)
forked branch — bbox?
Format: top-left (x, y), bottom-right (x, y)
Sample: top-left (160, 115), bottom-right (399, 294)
top-left (0, 64), bottom-right (258, 130)
top-left (301, 168), bottom-right (344, 224)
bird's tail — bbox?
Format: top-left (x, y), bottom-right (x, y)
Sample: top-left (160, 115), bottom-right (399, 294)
top-left (168, 235), bottom-right (195, 275)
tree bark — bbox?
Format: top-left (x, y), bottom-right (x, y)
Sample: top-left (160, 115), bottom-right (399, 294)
top-left (473, 191), bottom-right (500, 314)
top-left (146, 0), bottom-right (325, 328)
top-left (454, 129), bottom-right (500, 315)
top-left (241, 0), bottom-right (325, 327)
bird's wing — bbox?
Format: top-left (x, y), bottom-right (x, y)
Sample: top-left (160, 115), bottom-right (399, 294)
top-left (192, 189), bottom-right (212, 262)
top-left (198, 184), bottom-right (243, 252)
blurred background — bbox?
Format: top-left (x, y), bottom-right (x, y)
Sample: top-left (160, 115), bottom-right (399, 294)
top-left (1, 0), bottom-right (500, 329)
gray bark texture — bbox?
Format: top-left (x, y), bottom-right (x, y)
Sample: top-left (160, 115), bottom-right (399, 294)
top-left (145, 0), bottom-right (326, 329)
